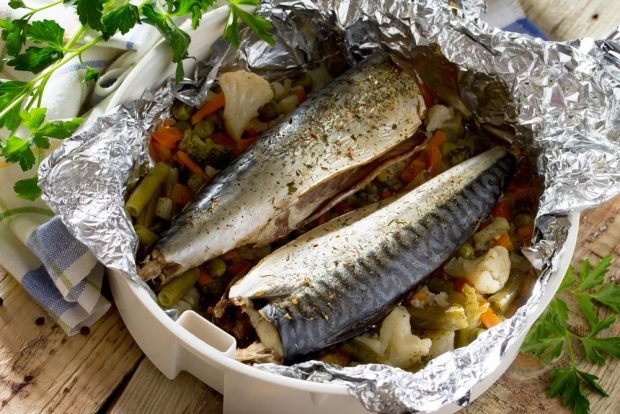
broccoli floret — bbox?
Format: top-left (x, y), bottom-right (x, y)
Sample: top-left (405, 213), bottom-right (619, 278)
top-left (204, 142), bottom-right (232, 169)
top-left (178, 132), bottom-right (232, 169)
top-left (179, 131), bottom-right (211, 163)
top-left (172, 101), bottom-right (193, 121)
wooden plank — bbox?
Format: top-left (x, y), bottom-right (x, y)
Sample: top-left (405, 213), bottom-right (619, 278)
top-left (0, 272), bottom-right (143, 414)
top-left (107, 359), bottom-right (222, 414)
top-left (519, 0), bottom-right (620, 40)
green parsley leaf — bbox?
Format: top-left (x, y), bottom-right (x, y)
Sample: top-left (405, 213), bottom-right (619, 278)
top-left (20, 107), bottom-right (47, 131)
top-left (74, 0), bottom-right (104, 32)
top-left (36, 117), bottom-right (84, 139)
top-left (577, 370), bottom-right (608, 397)
top-left (560, 265), bottom-right (577, 290)
top-left (223, 7), bottom-right (240, 47)
top-left (232, 3), bottom-right (274, 46)
top-left (14, 176), bottom-right (42, 201)
top-left (575, 294), bottom-right (597, 328)
top-left (102, 4), bottom-right (140, 40)
top-left (0, 105), bottom-right (22, 131)
top-left (589, 315), bottom-right (616, 337)
top-left (0, 80), bottom-right (29, 130)
top-left (590, 283), bottom-right (620, 313)
top-left (1, 136), bottom-right (35, 170)
top-left (84, 67), bottom-right (100, 81)
top-left (32, 135), bottom-right (50, 149)
top-left (581, 336), bottom-right (620, 364)
top-left (7, 46), bottom-right (64, 73)
top-left (8, 0), bottom-right (26, 10)
top-left (0, 18), bottom-right (28, 56)
top-left (578, 255), bottom-right (611, 291)
top-left (547, 367), bottom-right (590, 414)
top-left (141, 4), bottom-right (190, 63)
top-left (26, 20), bottom-right (65, 49)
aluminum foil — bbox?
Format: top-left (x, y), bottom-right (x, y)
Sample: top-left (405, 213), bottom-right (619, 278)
top-left (39, 0), bottom-right (620, 412)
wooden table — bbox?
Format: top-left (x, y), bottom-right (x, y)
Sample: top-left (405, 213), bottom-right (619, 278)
top-left (1, 1), bottom-right (619, 413)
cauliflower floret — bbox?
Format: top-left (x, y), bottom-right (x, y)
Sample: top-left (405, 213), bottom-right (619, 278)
top-left (379, 306), bottom-right (432, 368)
top-left (427, 330), bottom-right (455, 357)
top-left (219, 71), bottom-right (274, 141)
top-left (425, 104), bottom-right (454, 133)
top-left (444, 246), bottom-right (511, 294)
top-left (473, 216), bottom-right (510, 251)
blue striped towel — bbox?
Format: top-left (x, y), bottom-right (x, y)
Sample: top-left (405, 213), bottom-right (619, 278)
top-left (0, 0), bottom-right (546, 335)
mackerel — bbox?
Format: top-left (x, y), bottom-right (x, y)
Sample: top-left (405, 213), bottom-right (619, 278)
top-left (140, 54), bottom-right (426, 281)
top-left (228, 147), bottom-right (517, 363)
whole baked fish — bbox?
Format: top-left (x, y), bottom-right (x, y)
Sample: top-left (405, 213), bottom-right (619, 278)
top-left (228, 147), bottom-right (516, 363)
top-left (140, 54), bottom-right (426, 281)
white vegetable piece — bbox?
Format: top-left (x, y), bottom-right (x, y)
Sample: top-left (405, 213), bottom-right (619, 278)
top-left (473, 216), bottom-right (510, 251)
top-left (444, 246), bottom-right (511, 294)
top-left (425, 104), bottom-right (454, 133)
top-left (379, 306), bottom-right (431, 368)
top-left (155, 197), bottom-right (173, 221)
top-left (427, 330), bottom-right (455, 357)
top-left (220, 71), bottom-right (274, 140)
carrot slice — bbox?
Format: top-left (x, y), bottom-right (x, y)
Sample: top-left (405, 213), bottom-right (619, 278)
top-left (237, 136), bottom-right (257, 153)
top-left (293, 88), bottom-right (306, 104)
top-left (428, 130), bottom-right (446, 148)
top-left (412, 291), bottom-right (428, 302)
top-left (480, 308), bottom-right (502, 329)
top-left (191, 92), bottom-right (225, 125)
top-left (151, 140), bottom-right (172, 162)
top-left (162, 118), bottom-right (176, 127)
top-left (453, 277), bottom-right (470, 293)
top-left (171, 183), bottom-right (193, 205)
top-left (494, 234), bottom-right (514, 251)
top-left (197, 267), bottom-right (214, 287)
top-left (427, 143), bottom-right (442, 177)
top-left (401, 156), bottom-right (426, 183)
top-left (176, 150), bottom-right (209, 180)
top-left (491, 201), bottom-right (512, 220)
top-left (152, 126), bottom-right (184, 149)
top-left (228, 260), bottom-right (253, 277)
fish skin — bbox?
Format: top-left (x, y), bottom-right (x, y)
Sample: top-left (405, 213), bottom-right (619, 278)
top-left (140, 54), bottom-right (426, 280)
top-left (229, 147), bottom-right (516, 363)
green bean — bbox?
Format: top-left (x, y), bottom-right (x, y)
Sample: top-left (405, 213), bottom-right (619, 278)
top-left (134, 224), bottom-right (160, 247)
top-left (136, 186), bottom-right (161, 228)
top-left (489, 271), bottom-right (524, 313)
top-left (126, 163), bottom-right (169, 217)
top-left (407, 304), bottom-right (469, 330)
top-left (455, 327), bottom-right (484, 348)
top-left (163, 166), bottom-right (179, 198)
top-left (157, 268), bottom-right (200, 308)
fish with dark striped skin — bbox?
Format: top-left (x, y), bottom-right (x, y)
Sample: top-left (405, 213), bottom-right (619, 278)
top-left (139, 54), bottom-right (427, 283)
top-left (228, 147), bottom-right (517, 363)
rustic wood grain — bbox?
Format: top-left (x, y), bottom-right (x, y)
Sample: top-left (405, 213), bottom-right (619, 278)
top-left (106, 359), bottom-right (222, 414)
top-left (1, 1), bottom-right (618, 414)
top-left (0, 272), bottom-right (142, 414)
top-left (519, 0), bottom-right (620, 40)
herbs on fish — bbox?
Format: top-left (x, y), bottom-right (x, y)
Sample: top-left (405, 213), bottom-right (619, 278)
top-left (521, 255), bottom-right (620, 414)
top-left (0, 0), bottom-right (274, 201)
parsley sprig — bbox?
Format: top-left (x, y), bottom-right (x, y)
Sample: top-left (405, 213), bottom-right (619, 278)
top-left (0, 0), bottom-right (273, 201)
top-left (521, 255), bottom-right (620, 414)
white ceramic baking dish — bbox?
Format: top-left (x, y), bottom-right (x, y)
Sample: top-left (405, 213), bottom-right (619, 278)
top-left (106, 6), bottom-right (581, 413)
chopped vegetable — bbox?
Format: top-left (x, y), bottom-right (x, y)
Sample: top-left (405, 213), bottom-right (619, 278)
top-left (158, 268), bottom-right (200, 308)
top-left (172, 101), bottom-right (193, 121)
top-left (378, 306), bottom-right (432, 368)
top-left (473, 216), bottom-right (510, 251)
top-left (171, 183), bottom-right (193, 206)
top-left (407, 304), bottom-right (469, 330)
top-left (444, 246), bottom-right (511, 294)
top-left (134, 224), bottom-right (160, 247)
top-left (152, 126), bottom-right (184, 149)
top-left (197, 267), bottom-right (214, 287)
top-left (275, 94), bottom-right (300, 114)
top-left (155, 197), bottom-right (173, 221)
top-left (517, 223), bottom-right (534, 242)
top-left (494, 234), bottom-right (514, 251)
top-left (427, 330), bottom-right (455, 357)
top-left (151, 140), bottom-right (172, 162)
top-left (427, 141), bottom-right (443, 176)
top-left (187, 174), bottom-right (206, 195)
top-left (220, 72), bottom-right (274, 140)
top-left (136, 186), bottom-right (161, 229)
top-left (191, 92), bottom-right (226, 125)
top-left (480, 307), bottom-right (502, 328)
top-left (193, 119), bottom-right (216, 139)
top-left (491, 201), bottom-right (512, 220)
top-left (489, 271), bottom-right (524, 313)
top-left (208, 258), bottom-right (227, 278)
top-left (425, 105), bottom-right (453, 133)
top-left (176, 150), bottom-right (210, 180)
top-left (458, 242), bottom-right (475, 259)
top-left (320, 350), bottom-right (351, 366)
top-left (125, 163), bottom-right (169, 217)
